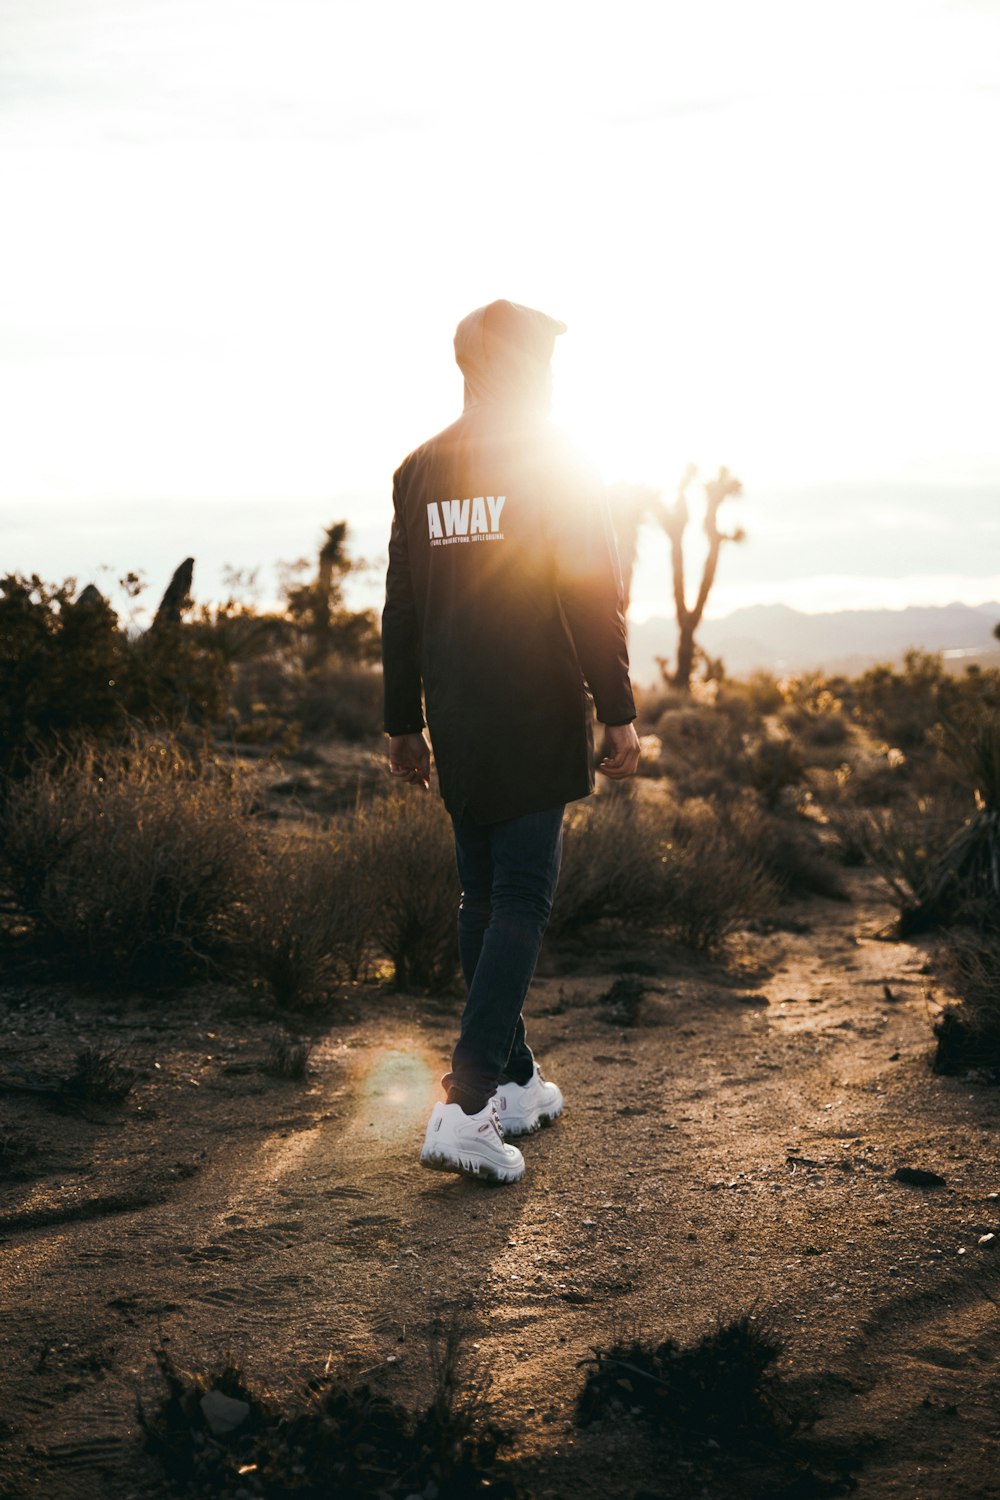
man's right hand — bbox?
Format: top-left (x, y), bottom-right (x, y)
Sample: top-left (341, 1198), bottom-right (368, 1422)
top-left (597, 722), bottom-right (641, 780)
top-left (389, 732), bottom-right (431, 790)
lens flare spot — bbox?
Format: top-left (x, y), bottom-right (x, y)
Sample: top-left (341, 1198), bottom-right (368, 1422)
top-left (357, 1046), bottom-right (439, 1138)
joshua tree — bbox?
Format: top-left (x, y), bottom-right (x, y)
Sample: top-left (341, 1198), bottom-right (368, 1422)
top-left (653, 465), bottom-right (744, 691)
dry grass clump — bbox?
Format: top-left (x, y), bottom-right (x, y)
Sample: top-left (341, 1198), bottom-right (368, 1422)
top-left (138, 1330), bottom-right (517, 1499)
top-left (0, 1125), bottom-right (38, 1179)
top-left (553, 795), bottom-right (776, 951)
top-left (552, 796), bottom-right (670, 933)
top-left (742, 734), bottom-right (806, 809)
top-left (933, 926), bottom-right (1000, 1080)
top-left (660, 800), bottom-right (778, 950)
top-left (245, 792), bottom-right (461, 999)
top-left (243, 828), bottom-right (374, 1007)
top-left (348, 790), bottom-right (460, 991)
top-left (263, 1032), bottom-right (313, 1080)
top-left (725, 801), bottom-right (848, 902)
top-left (61, 1046), bottom-right (138, 1104)
top-left (577, 1314), bottom-right (787, 1445)
top-left (0, 744), bottom-right (465, 996)
top-left (0, 739), bottom-right (257, 987)
top-left (576, 1316), bottom-right (856, 1496)
top-left (848, 710), bottom-right (1000, 934)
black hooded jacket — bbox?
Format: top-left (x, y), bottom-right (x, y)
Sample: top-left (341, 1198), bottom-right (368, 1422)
top-left (382, 301), bottom-right (636, 825)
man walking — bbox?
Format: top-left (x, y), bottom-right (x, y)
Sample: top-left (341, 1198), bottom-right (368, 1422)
top-left (382, 299), bottom-right (639, 1184)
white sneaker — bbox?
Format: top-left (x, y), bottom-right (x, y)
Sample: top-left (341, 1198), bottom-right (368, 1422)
top-left (492, 1065), bottom-right (565, 1138)
top-left (419, 1101), bottom-right (525, 1184)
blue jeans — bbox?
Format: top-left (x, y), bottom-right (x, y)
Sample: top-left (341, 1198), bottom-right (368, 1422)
top-left (442, 804), bottom-right (565, 1112)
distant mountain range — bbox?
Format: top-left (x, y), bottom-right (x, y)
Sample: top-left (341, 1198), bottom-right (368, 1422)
top-left (627, 601), bottom-right (1000, 683)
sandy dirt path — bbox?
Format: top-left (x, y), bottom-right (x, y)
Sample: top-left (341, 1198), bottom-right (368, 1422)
top-left (2, 867), bottom-right (999, 1497)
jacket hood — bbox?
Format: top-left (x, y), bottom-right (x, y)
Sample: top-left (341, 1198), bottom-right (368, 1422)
top-left (454, 299), bottom-right (567, 411)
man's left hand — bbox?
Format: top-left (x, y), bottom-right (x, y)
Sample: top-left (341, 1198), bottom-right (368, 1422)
top-left (597, 722), bottom-right (641, 779)
top-left (389, 732), bottom-right (431, 789)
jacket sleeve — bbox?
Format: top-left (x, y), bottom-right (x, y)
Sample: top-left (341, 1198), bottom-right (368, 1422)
top-left (553, 469), bottom-right (636, 726)
top-left (381, 467), bottom-right (425, 735)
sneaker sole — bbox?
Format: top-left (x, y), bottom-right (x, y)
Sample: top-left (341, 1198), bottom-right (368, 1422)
top-left (419, 1149), bottom-right (524, 1184)
top-left (498, 1097), bottom-right (565, 1139)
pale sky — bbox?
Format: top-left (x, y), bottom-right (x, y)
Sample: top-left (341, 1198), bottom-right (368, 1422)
top-left (2, 0), bottom-right (999, 623)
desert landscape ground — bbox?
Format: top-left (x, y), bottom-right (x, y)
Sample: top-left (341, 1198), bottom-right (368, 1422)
top-left (2, 561), bottom-right (999, 1498)
top-left (2, 819), bottom-right (999, 1499)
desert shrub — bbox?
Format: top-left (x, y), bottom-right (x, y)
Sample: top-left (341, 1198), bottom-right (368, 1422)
top-left (0, 739), bottom-right (257, 986)
top-left (295, 661), bottom-right (383, 741)
top-left (347, 791), bottom-right (460, 991)
top-left (852, 650), bottom-right (950, 751)
top-left (933, 927), bottom-right (1000, 1079)
top-left (243, 828), bottom-right (376, 1006)
top-left (552, 797), bottom-right (670, 932)
top-left (660, 801), bottom-right (777, 949)
top-left (645, 698), bottom-right (810, 808)
top-left (741, 735), bottom-right (805, 809)
top-left (633, 680), bottom-right (689, 730)
top-left (650, 704), bottom-right (747, 796)
top-left (849, 802), bottom-right (955, 930)
top-left (0, 574), bottom-right (230, 771)
top-left (228, 652), bottom-right (382, 746)
top-left (835, 747), bottom-right (912, 807)
top-left (719, 670), bottom-right (784, 719)
top-left (0, 574), bottom-right (124, 766)
top-left (60, 1046), bottom-right (138, 1104)
top-left (825, 804), bottom-right (873, 867)
top-left (778, 677), bottom-right (850, 749)
top-left (855, 709), bottom-right (1000, 933)
top-left (724, 801), bottom-right (848, 901)
top-left (599, 974), bottom-right (648, 1025)
top-left (655, 704), bottom-right (742, 766)
top-left (553, 796), bottom-right (775, 950)
top-left (0, 1125), bottom-right (37, 1179)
